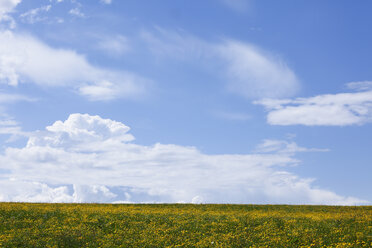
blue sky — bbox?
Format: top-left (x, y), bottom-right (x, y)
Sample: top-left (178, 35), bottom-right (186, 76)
top-left (0, 0), bottom-right (371, 204)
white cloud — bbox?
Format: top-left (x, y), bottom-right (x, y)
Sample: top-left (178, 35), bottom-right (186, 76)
top-left (0, 0), bottom-right (21, 28)
top-left (255, 85), bottom-right (372, 126)
top-left (0, 180), bottom-right (74, 202)
top-left (141, 29), bottom-right (300, 99)
top-left (0, 30), bottom-right (147, 100)
top-left (254, 139), bottom-right (329, 154)
top-left (0, 0), bottom-right (21, 17)
top-left (0, 113), bottom-right (366, 205)
top-left (217, 40), bottom-right (300, 99)
top-left (0, 118), bottom-right (22, 136)
top-left (69, 8), bottom-right (84, 18)
top-left (27, 113), bottom-right (135, 149)
top-left (19, 5), bottom-right (52, 24)
top-left (346, 81), bottom-right (372, 91)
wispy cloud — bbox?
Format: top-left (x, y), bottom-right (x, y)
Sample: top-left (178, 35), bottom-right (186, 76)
top-left (254, 139), bottom-right (329, 154)
top-left (0, 113), bottom-right (366, 205)
top-left (141, 28), bottom-right (300, 99)
top-left (19, 5), bottom-right (51, 24)
top-left (216, 40), bottom-right (300, 99)
top-left (255, 83), bottom-right (372, 126)
top-left (346, 81), bottom-right (372, 91)
top-left (0, 30), bottom-right (148, 101)
top-left (0, 117), bottom-right (24, 139)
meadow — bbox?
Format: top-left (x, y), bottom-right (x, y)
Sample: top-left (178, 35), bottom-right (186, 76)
top-left (0, 203), bottom-right (370, 247)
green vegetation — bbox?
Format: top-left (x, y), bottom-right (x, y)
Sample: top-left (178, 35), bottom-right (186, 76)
top-left (0, 203), bottom-right (371, 247)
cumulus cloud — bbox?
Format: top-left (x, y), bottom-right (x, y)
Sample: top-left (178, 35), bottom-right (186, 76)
top-left (27, 113), bottom-right (134, 149)
top-left (255, 84), bottom-right (372, 126)
top-left (0, 30), bottom-right (147, 100)
top-left (0, 113), bottom-right (366, 205)
top-left (141, 29), bottom-right (299, 99)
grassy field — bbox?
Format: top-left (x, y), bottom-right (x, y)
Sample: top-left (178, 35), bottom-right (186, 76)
top-left (0, 203), bottom-right (370, 247)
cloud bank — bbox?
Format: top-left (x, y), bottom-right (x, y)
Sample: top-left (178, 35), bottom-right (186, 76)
top-left (0, 113), bottom-right (366, 205)
top-left (256, 82), bottom-right (372, 126)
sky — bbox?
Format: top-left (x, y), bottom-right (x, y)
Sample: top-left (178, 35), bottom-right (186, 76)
top-left (0, 0), bottom-right (371, 204)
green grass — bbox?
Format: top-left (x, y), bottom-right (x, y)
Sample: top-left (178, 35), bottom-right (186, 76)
top-left (0, 203), bottom-right (371, 247)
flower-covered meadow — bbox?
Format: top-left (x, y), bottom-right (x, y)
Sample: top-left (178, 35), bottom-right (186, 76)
top-left (0, 203), bottom-right (370, 247)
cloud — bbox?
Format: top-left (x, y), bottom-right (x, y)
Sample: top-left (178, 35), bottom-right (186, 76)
top-left (0, 117), bottom-right (29, 142)
top-left (0, 118), bottom-right (22, 137)
top-left (0, 30), bottom-right (147, 100)
top-left (346, 81), bottom-right (372, 91)
top-left (254, 139), bottom-right (329, 154)
top-left (69, 8), bottom-right (85, 18)
top-left (0, 0), bottom-right (21, 28)
top-left (216, 40), bottom-right (300, 99)
top-left (0, 0), bottom-right (21, 17)
top-left (19, 5), bottom-right (51, 24)
top-left (141, 29), bottom-right (300, 99)
top-left (27, 113), bottom-right (135, 149)
top-left (255, 84), bottom-right (372, 126)
top-left (0, 113), bottom-right (366, 205)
